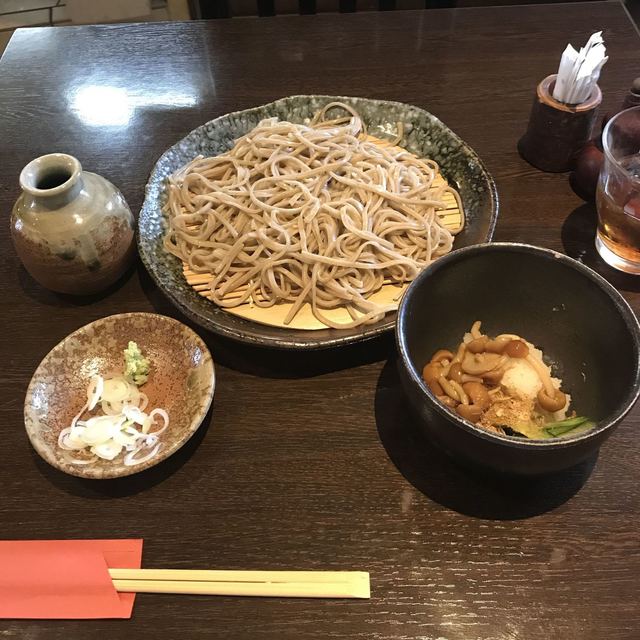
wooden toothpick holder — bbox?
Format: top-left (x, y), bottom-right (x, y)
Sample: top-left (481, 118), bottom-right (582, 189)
top-left (518, 74), bottom-right (602, 173)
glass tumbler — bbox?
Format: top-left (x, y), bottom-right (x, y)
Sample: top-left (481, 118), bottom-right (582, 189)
top-left (596, 105), bottom-right (640, 273)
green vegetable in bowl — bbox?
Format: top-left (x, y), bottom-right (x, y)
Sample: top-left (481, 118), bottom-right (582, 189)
top-left (123, 341), bottom-right (150, 386)
top-left (500, 416), bottom-right (595, 439)
top-left (543, 416), bottom-right (595, 438)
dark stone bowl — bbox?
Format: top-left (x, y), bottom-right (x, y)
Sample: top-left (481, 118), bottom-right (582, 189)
top-left (396, 243), bottom-right (640, 475)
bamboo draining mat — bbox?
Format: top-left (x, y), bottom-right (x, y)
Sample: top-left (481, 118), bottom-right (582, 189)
top-left (182, 184), bottom-right (461, 330)
top-left (180, 137), bottom-right (463, 330)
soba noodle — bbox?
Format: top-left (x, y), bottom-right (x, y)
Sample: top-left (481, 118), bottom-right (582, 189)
top-left (164, 102), bottom-right (464, 329)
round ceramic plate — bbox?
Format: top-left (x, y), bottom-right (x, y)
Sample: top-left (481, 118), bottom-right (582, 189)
top-left (24, 313), bottom-right (215, 479)
top-left (138, 95), bottom-right (498, 350)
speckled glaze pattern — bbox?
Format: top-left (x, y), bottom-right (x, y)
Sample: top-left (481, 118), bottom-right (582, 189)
top-left (11, 154), bottom-right (135, 295)
top-left (24, 313), bottom-right (215, 479)
top-left (138, 95), bottom-right (498, 349)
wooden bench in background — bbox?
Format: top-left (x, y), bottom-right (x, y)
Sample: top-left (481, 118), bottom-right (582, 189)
top-left (192, 0), bottom-right (602, 19)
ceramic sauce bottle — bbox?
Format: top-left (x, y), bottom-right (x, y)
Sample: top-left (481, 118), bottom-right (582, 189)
top-left (11, 153), bottom-right (135, 294)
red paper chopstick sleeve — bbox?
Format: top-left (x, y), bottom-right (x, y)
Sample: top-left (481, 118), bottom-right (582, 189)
top-left (0, 539), bottom-right (143, 619)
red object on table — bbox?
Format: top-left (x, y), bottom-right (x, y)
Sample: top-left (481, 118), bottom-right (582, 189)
top-left (0, 540), bottom-right (143, 619)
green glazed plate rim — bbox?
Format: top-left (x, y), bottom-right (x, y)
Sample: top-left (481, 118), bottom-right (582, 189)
top-left (138, 95), bottom-right (498, 350)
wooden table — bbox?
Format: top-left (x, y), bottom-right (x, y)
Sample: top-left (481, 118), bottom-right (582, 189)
top-left (1, 3), bottom-right (639, 638)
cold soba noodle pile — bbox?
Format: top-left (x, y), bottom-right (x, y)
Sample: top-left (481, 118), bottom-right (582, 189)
top-left (164, 102), bottom-right (464, 329)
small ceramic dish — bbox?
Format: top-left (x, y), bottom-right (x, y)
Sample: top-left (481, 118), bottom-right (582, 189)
top-left (24, 313), bottom-right (215, 479)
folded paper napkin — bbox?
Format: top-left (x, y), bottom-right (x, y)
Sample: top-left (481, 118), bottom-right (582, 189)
top-left (553, 31), bottom-right (608, 105)
top-left (0, 539), bottom-right (143, 619)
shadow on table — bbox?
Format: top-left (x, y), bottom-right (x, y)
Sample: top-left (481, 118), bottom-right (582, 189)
top-left (138, 264), bottom-right (395, 379)
top-left (31, 402), bottom-right (215, 499)
top-left (561, 202), bottom-right (640, 293)
top-left (17, 260), bottom-right (139, 307)
top-left (374, 358), bottom-right (596, 520)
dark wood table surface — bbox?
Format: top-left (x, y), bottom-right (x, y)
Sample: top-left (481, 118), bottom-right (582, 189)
top-left (1, 3), bottom-right (639, 638)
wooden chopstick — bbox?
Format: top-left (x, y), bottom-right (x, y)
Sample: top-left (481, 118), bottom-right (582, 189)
top-left (109, 569), bottom-right (365, 582)
top-left (108, 569), bottom-right (370, 599)
top-left (111, 579), bottom-right (368, 598)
